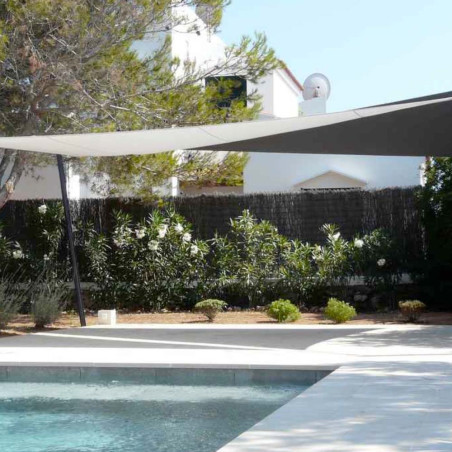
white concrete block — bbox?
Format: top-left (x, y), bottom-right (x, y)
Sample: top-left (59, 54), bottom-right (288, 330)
top-left (97, 310), bottom-right (116, 326)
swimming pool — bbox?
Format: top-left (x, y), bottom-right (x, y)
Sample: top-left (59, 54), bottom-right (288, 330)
top-left (0, 367), bottom-right (322, 452)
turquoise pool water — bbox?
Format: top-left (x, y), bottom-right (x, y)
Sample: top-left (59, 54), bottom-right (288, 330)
top-left (0, 381), bottom-right (308, 452)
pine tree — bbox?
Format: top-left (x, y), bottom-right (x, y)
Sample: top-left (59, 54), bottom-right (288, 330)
top-left (0, 0), bottom-right (280, 205)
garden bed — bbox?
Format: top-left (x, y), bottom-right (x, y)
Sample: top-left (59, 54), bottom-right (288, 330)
top-left (2, 311), bottom-right (452, 337)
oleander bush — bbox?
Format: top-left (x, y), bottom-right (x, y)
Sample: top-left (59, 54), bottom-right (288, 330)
top-left (211, 210), bottom-right (288, 308)
top-left (267, 299), bottom-right (300, 323)
top-left (324, 298), bottom-right (357, 324)
top-left (0, 204), bottom-right (410, 313)
top-left (84, 209), bottom-right (209, 311)
top-left (399, 300), bottom-right (426, 322)
top-left (352, 229), bottom-right (403, 309)
top-left (194, 299), bottom-right (227, 321)
top-left (280, 240), bottom-right (323, 306)
top-left (0, 203), bottom-right (67, 280)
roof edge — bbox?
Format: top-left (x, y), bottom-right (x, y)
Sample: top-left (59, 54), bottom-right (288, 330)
top-left (282, 66), bottom-right (304, 92)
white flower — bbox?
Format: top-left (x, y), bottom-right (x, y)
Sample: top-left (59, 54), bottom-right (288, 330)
top-left (174, 223), bottom-right (184, 233)
top-left (148, 240), bottom-right (159, 251)
top-left (312, 245), bottom-right (323, 261)
top-left (43, 254), bottom-right (50, 261)
top-left (354, 239), bottom-right (364, 249)
top-left (377, 258), bottom-right (386, 267)
top-left (12, 250), bottom-right (23, 259)
top-left (332, 232), bottom-right (341, 241)
top-left (135, 229), bottom-right (146, 239)
top-left (158, 225), bottom-right (168, 239)
top-left (113, 238), bottom-right (125, 248)
top-left (38, 204), bottom-right (47, 215)
top-left (190, 244), bottom-right (199, 256)
top-left (182, 232), bottom-right (192, 243)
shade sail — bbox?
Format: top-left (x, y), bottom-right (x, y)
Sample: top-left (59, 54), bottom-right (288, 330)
top-left (0, 92), bottom-right (451, 157)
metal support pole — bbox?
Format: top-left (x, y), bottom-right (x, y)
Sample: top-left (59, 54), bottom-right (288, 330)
top-left (56, 154), bottom-right (86, 327)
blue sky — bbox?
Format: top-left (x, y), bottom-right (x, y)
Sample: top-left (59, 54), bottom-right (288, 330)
top-left (220, 0), bottom-right (452, 112)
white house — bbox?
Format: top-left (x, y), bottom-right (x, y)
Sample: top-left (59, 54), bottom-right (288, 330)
top-left (10, 5), bottom-right (424, 200)
top-left (244, 73), bottom-right (425, 193)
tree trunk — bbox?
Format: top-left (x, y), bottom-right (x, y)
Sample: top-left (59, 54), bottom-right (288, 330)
top-left (0, 150), bottom-right (26, 209)
top-left (0, 149), bottom-right (14, 177)
top-left (0, 118), bottom-right (36, 210)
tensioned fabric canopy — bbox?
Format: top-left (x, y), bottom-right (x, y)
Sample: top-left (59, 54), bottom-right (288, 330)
top-left (0, 91), bottom-right (451, 157)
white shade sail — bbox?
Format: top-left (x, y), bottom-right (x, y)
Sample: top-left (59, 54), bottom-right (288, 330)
top-left (0, 92), bottom-right (451, 157)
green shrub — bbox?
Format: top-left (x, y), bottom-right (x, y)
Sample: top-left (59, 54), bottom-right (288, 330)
top-left (194, 299), bottom-right (227, 321)
top-left (84, 209), bottom-right (209, 311)
top-left (399, 300), bottom-right (426, 322)
top-left (0, 203), bottom-right (409, 314)
top-left (31, 273), bottom-right (69, 328)
top-left (324, 298), bottom-right (357, 324)
top-left (267, 299), bottom-right (300, 323)
top-left (315, 224), bottom-right (351, 290)
top-left (211, 210), bottom-right (288, 308)
top-left (419, 158), bottom-right (452, 309)
top-left (281, 240), bottom-right (321, 306)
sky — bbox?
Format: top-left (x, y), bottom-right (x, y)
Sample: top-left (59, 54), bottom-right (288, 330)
top-left (219, 0), bottom-right (452, 112)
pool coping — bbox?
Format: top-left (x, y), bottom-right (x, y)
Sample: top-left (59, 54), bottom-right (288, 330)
top-left (0, 362), bottom-right (339, 370)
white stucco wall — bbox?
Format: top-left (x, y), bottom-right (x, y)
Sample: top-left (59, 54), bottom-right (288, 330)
top-left (130, 30), bottom-right (165, 60)
top-left (300, 97), bottom-right (327, 116)
top-left (250, 69), bottom-right (301, 119)
top-left (11, 166), bottom-right (61, 200)
top-left (171, 6), bottom-right (226, 76)
top-left (131, 5), bottom-right (227, 68)
top-left (11, 164), bottom-right (103, 200)
top-left (272, 70), bottom-right (301, 118)
top-left (250, 76), bottom-right (273, 118)
top-left (133, 6), bottom-right (226, 79)
top-left (244, 153), bottom-right (424, 193)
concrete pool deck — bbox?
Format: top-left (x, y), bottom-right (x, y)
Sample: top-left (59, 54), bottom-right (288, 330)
top-left (0, 324), bottom-right (451, 451)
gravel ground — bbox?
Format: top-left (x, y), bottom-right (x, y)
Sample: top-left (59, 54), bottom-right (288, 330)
top-left (1, 311), bottom-right (452, 337)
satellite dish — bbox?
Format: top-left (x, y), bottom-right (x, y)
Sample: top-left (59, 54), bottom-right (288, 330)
top-left (302, 73), bottom-right (331, 100)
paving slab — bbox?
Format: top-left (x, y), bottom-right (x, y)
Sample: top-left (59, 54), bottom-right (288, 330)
top-left (219, 360), bottom-right (452, 452)
top-left (219, 325), bottom-right (452, 452)
top-left (0, 325), bottom-right (372, 350)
